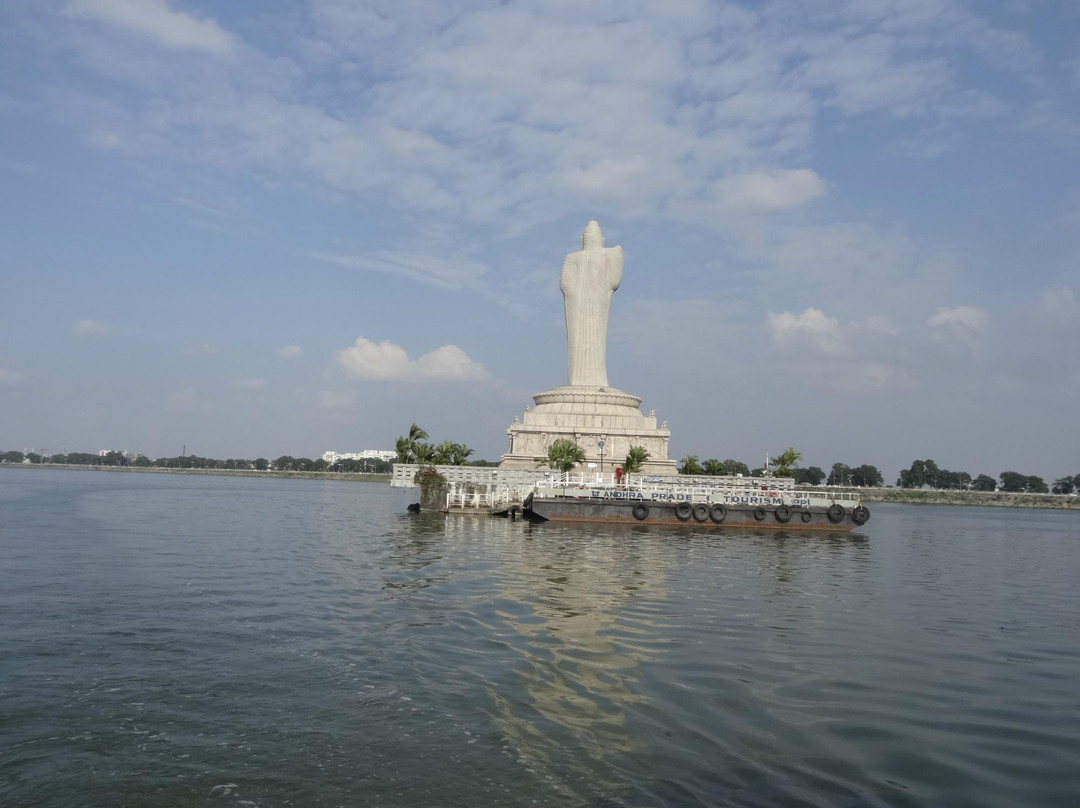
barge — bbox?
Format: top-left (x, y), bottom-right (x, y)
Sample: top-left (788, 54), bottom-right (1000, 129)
top-left (523, 472), bottom-right (869, 531)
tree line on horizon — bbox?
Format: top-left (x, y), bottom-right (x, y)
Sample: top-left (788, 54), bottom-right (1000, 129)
top-left (674, 450), bottom-right (1070, 493)
top-left (675, 448), bottom-right (886, 486)
top-left (5, 445), bottom-right (1074, 494)
top-left (0, 449), bottom-right (397, 474)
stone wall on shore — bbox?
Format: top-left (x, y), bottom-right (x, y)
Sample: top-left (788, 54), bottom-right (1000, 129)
top-left (0, 464), bottom-right (390, 483)
top-left (831, 486), bottom-right (1080, 510)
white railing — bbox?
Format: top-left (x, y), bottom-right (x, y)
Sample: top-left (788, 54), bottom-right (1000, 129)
top-left (391, 464), bottom-right (550, 490)
top-left (533, 472), bottom-right (860, 507)
top-left (392, 464), bottom-right (861, 510)
top-left (444, 484), bottom-right (521, 510)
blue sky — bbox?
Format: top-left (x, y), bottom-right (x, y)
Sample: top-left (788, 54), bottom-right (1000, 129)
top-left (2, 0), bottom-right (1078, 481)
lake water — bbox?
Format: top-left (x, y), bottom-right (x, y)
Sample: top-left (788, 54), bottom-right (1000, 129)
top-left (2, 469), bottom-right (1078, 807)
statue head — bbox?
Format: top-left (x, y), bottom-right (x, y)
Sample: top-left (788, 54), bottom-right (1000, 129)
top-left (581, 220), bottom-right (604, 250)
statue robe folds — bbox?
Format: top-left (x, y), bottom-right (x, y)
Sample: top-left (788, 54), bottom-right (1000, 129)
top-left (559, 223), bottom-right (623, 388)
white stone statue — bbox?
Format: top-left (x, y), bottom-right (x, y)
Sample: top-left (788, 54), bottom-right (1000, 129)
top-left (559, 221), bottom-right (623, 387)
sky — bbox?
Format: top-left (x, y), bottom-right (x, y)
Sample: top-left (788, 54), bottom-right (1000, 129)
top-left (2, 0), bottom-right (1078, 482)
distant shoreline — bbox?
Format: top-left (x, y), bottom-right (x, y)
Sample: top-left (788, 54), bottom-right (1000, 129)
top-left (845, 486), bottom-right (1079, 511)
top-left (0, 463), bottom-right (390, 483)
top-left (4, 463), bottom-right (1078, 509)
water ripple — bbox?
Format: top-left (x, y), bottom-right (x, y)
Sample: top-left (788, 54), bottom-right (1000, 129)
top-left (1, 476), bottom-right (1078, 807)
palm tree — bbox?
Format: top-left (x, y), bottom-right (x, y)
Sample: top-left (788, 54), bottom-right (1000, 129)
top-left (449, 443), bottom-right (473, 466)
top-left (703, 459), bottom-right (725, 476)
top-left (623, 446), bottom-right (650, 474)
top-left (395, 423), bottom-right (430, 464)
top-left (414, 443), bottom-right (436, 464)
top-left (679, 455), bottom-right (702, 475)
top-left (547, 439), bottom-right (585, 473)
top-left (773, 447), bottom-right (802, 478)
top-left (433, 440), bottom-right (456, 465)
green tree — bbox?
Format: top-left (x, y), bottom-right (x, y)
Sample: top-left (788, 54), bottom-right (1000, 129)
top-left (273, 455), bottom-right (295, 471)
top-left (395, 423), bottom-right (431, 464)
top-left (678, 455), bottom-right (702, 475)
top-left (722, 459), bottom-right (751, 476)
top-left (254, 458), bottom-right (269, 471)
top-left (898, 459), bottom-right (941, 488)
top-left (547, 439), bottom-right (585, 472)
top-left (794, 466), bottom-right (825, 485)
top-left (1026, 475), bottom-right (1049, 494)
top-left (1051, 476), bottom-right (1075, 495)
top-left (702, 459), bottom-right (725, 476)
top-left (850, 464), bottom-right (883, 487)
top-left (1, 450), bottom-right (25, 463)
top-left (449, 443), bottom-right (473, 466)
top-left (414, 443), bottom-right (436, 464)
top-left (772, 447), bottom-right (802, 477)
top-left (828, 462), bottom-right (852, 486)
top-left (999, 471), bottom-right (1028, 492)
top-left (972, 474), bottom-right (996, 491)
top-left (433, 440), bottom-right (456, 465)
top-left (624, 446), bottom-right (650, 474)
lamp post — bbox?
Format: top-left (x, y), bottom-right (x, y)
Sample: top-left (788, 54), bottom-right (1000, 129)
top-left (597, 437), bottom-right (606, 477)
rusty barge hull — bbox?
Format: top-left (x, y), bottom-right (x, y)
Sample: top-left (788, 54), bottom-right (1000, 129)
top-left (525, 497), bottom-right (862, 531)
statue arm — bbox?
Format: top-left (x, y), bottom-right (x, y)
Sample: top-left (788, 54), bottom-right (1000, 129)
top-left (608, 246), bottom-right (623, 291)
top-left (558, 254), bottom-right (577, 295)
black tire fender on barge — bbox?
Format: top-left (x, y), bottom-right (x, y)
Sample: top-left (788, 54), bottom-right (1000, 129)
top-left (632, 503), bottom-right (649, 521)
top-left (851, 504), bottom-right (870, 525)
top-left (753, 507), bottom-right (767, 521)
top-left (674, 502), bottom-right (692, 521)
top-left (692, 504), bottom-right (709, 522)
top-left (775, 506), bottom-right (792, 524)
top-left (827, 504), bottom-right (846, 524)
top-left (709, 504), bottom-right (726, 523)
top-left (800, 510), bottom-right (813, 523)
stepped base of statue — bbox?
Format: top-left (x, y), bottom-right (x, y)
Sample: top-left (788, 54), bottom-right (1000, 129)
top-left (499, 385), bottom-right (678, 475)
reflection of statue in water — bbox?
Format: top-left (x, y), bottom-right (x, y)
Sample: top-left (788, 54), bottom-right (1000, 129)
top-left (560, 221), bottom-right (623, 387)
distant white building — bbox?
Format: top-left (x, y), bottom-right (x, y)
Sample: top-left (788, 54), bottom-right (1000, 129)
top-left (322, 450), bottom-right (396, 464)
top-left (99, 449), bottom-right (138, 461)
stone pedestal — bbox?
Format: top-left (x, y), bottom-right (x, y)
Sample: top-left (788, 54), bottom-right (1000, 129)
top-left (500, 385), bottom-right (677, 475)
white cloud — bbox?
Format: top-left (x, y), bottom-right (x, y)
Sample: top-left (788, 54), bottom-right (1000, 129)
top-left (926, 305), bottom-right (989, 355)
top-left (767, 307), bottom-right (844, 355)
top-left (0, 357), bottom-right (24, 387)
top-left (313, 251), bottom-right (491, 290)
top-left (183, 341), bottom-right (218, 356)
top-left (65, 0), bottom-right (235, 54)
top-left (1038, 286), bottom-right (1080, 325)
top-left (713, 169), bottom-right (826, 211)
top-left (278, 345), bottom-right (303, 359)
top-left (927, 305), bottom-right (989, 333)
top-left (316, 389), bottom-right (359, 413)
top-left (165, 387), bottom-right (212, 415)
top-left (337, 336), bottom-right (488, 382)
top-left (232, 378), bottom-right (267, 391)
top-left (73, 319), bottom-right (113, 337)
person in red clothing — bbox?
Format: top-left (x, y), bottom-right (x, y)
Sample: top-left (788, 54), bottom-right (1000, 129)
top-left (615, 466), bottom-right (624, 486)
